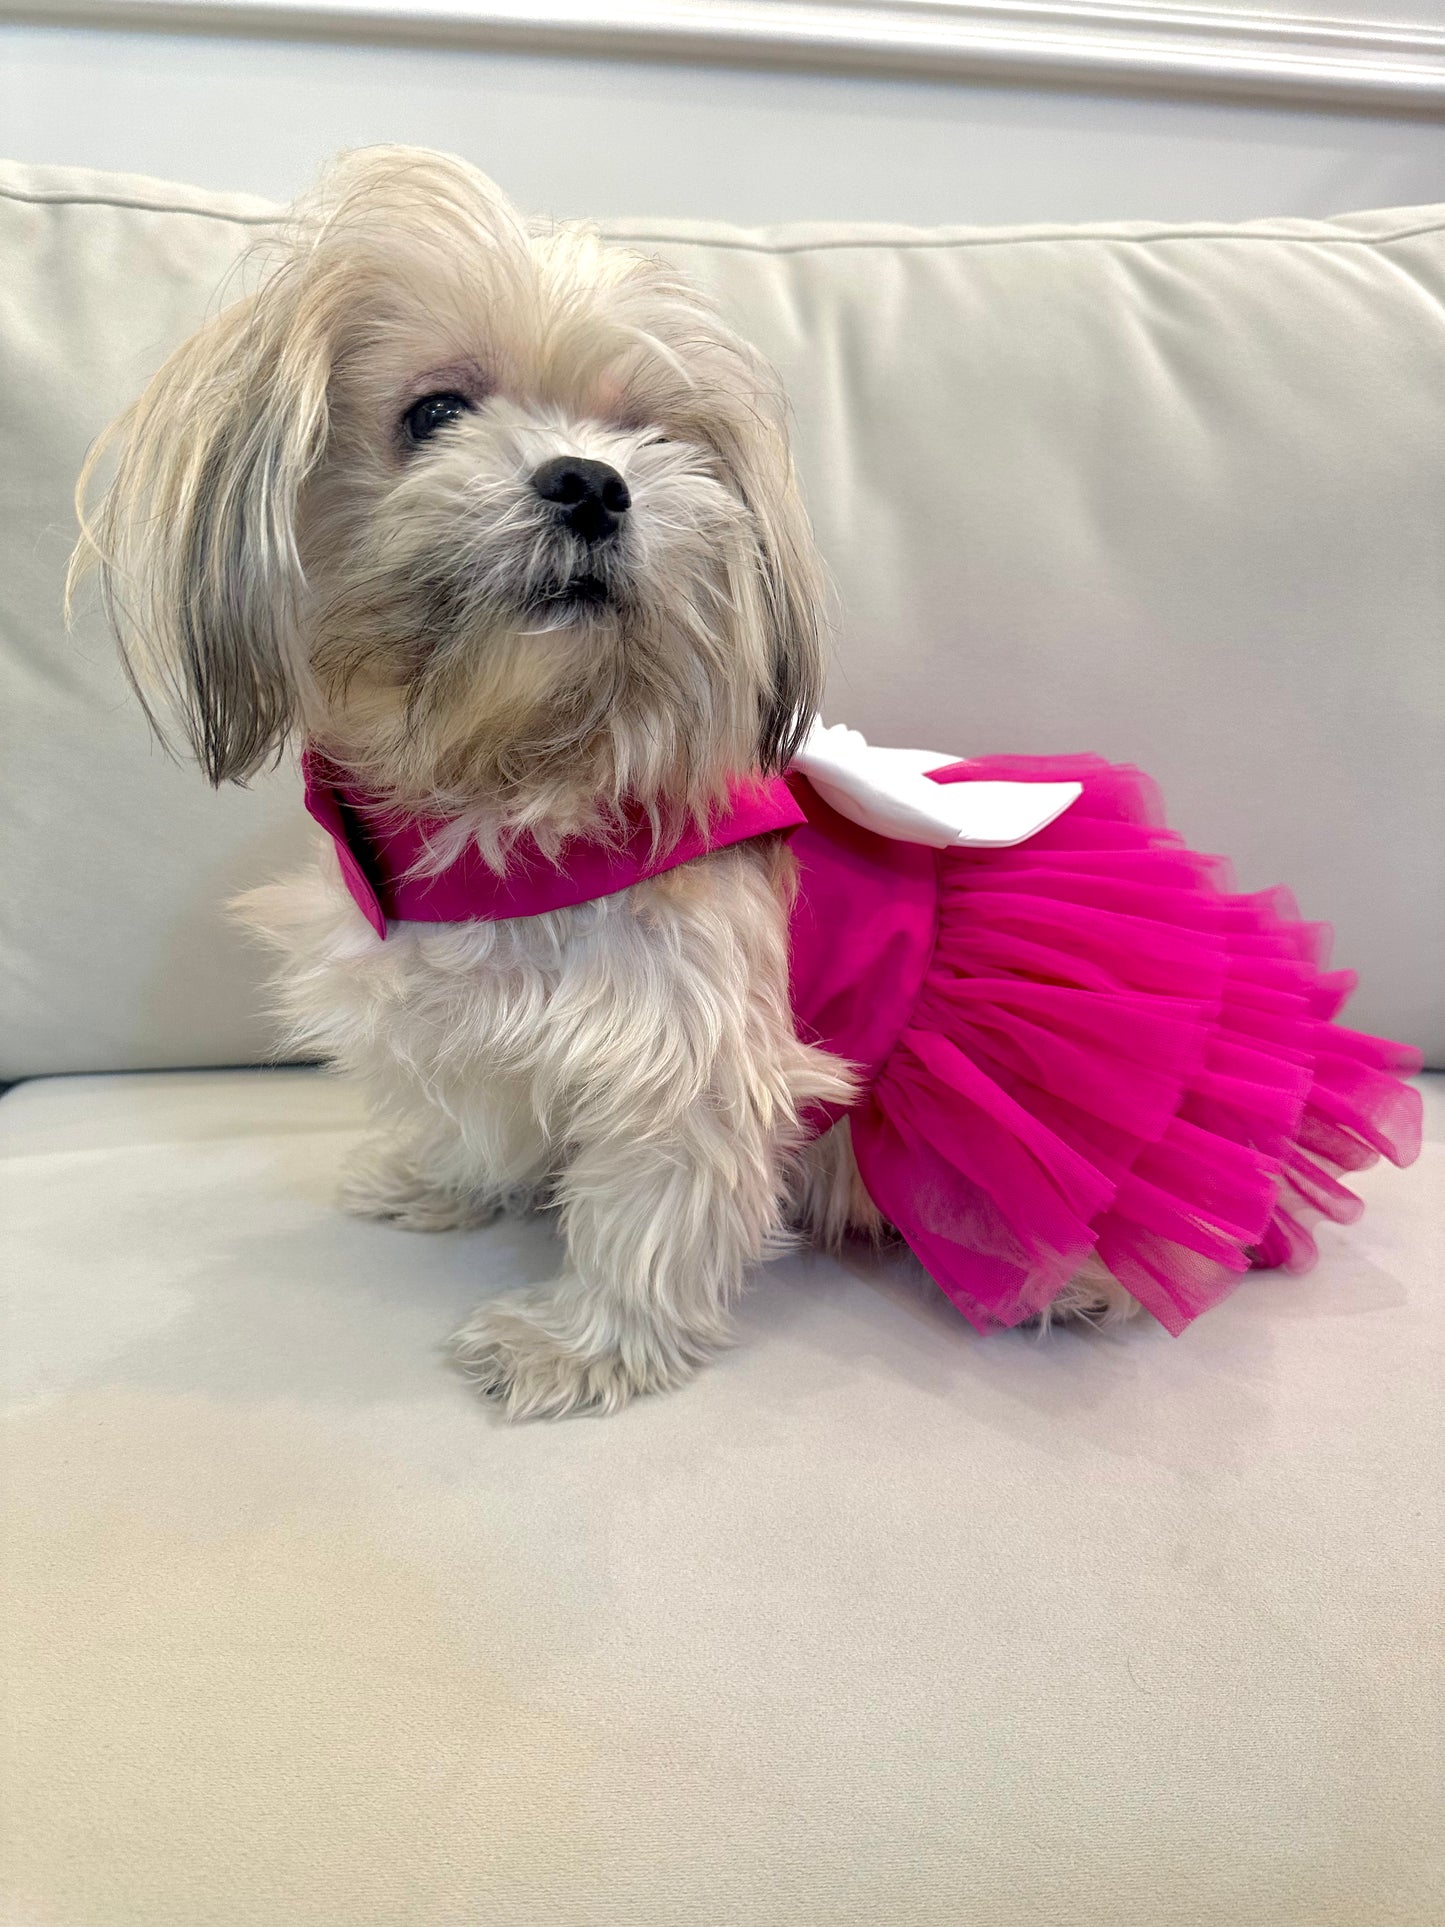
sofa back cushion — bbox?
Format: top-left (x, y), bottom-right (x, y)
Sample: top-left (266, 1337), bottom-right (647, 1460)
top-left (2, 159), bottom-right (1441, 1076)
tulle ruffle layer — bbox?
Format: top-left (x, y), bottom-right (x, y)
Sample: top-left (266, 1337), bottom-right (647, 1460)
top-left (849, 757), bottom-right (1423, 1332)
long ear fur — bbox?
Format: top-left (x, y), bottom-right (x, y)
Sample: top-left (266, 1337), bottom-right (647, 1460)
top-left (70, 277), bottom-right (330, 785)
top-left (633, 271), bottom-right (827, 775)
top-left (743, 432), bottom-right (827, 773)
top-left (590, 235), bottom-right (828, 777)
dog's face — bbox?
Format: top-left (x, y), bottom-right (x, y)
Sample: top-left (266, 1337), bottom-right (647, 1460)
top-left (75, 148), bottom-right (824, 825)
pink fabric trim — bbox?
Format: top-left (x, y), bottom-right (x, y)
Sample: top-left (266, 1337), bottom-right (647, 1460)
top-left (301, 748), bottom-right (806, 936)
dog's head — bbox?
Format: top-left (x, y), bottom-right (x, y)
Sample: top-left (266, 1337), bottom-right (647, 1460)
top-left (72, 147), bottom-right (824, 829)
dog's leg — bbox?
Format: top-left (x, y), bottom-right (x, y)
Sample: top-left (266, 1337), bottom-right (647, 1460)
top-left (452, 1088), bottom-right (778, 1416)
top-left (1035, 1263), bottom-right (1142, 1329)
top-left (342, 1072), bottom-right (551, 1232)
top-left (341, 1135), bottom-right (488, 1230)
top-left (450, 853), bottom-right (852, 1418)
top-left (341, 1135), bottom-right (518, 1231)
top-left (791, 1117), bottom-right (887, 1249)
top-left (236, 870), bottom-right (556, 1233)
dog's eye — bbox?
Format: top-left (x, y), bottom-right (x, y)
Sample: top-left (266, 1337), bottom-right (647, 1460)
top-left (403, 391), bottom-right (473, 444)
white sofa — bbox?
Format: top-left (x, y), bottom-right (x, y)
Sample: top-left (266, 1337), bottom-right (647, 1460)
top-left (2, 159), bottom-right (1440, 1927)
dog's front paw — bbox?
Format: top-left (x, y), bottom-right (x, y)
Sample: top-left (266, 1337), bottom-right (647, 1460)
top-left (450, 1288), bottom-right (696, 1420)
top-left (341, 1139), bottom-right (500, 1233)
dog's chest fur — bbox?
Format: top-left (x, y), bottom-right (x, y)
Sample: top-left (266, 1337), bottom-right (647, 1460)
top-left (236, 834), bottom-right (832, 1190)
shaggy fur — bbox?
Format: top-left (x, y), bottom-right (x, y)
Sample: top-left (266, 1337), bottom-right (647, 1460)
top-left (73, 147), bottom-right (1133, 1418)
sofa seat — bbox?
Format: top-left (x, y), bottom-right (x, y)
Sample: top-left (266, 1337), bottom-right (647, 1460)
top-left (2, 1066), bottom-right (1439, 1927)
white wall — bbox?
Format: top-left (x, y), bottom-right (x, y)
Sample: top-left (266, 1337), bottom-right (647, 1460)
top-left (2, 21), bottom-right (1443, 224)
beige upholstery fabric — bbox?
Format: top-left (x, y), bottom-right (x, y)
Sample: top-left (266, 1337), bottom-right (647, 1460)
top-left (1, 1067), bottom-right (1440, 1926)
top-left (1, 159), bottom-right (1442, 1078)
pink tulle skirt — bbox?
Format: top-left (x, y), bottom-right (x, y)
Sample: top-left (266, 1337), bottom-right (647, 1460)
top-left (795, 756), bottom-right (1424, 1334)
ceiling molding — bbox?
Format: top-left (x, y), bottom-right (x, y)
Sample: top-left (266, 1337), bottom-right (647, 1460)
top-left (8, 0), bottom-right (1445, 114)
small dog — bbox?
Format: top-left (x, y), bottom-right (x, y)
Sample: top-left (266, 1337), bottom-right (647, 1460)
top-left (83, 146), bottom-right (1090, 1417)
top-left (71, 147), bottom-right (1428, 1406)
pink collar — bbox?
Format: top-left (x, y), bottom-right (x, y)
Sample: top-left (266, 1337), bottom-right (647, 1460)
top-left (301, 748), bottom-right (808, 936)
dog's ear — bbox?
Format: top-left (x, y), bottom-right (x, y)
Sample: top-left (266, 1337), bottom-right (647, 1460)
top-left (744, 432), bottom-right (827, 773)
top-left (678, 318), bottom-right (827, 774)
top-left (71, 277), bottom-right (330, 786)
top-left (614, 251), bottom-right (828, 775)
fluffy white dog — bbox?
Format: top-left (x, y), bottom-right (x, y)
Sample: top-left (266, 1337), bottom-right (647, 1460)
top-left (73, 145), bottom-right (1425, 1413)
top-left (73, 146), bottom-right (943, 1417)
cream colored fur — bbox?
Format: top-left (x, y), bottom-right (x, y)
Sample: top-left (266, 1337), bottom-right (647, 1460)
top-left (73, 145), bottom-right (1133, 1418)
top-left (236, 841), bottom-right (856, 1416)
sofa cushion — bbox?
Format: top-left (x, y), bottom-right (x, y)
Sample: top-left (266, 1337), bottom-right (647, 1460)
top-left (2, 158), bottom-right (1442, 1078)
top-left (1, 1065), bottom-right (1440, 1925)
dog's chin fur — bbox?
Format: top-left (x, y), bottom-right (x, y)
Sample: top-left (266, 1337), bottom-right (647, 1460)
top-left (74, 145), bottom-right (1133, 1418)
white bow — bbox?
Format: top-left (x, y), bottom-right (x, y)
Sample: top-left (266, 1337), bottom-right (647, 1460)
top-left (790, 719), bottom-right (1081, 850)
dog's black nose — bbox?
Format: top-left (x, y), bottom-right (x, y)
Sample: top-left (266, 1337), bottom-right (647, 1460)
top-left (532, 457), bottom-right (631, 544)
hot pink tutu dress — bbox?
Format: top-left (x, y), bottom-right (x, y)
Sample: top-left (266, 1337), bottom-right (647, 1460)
top-left (305, 749), bottom-right (1423, 1334)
